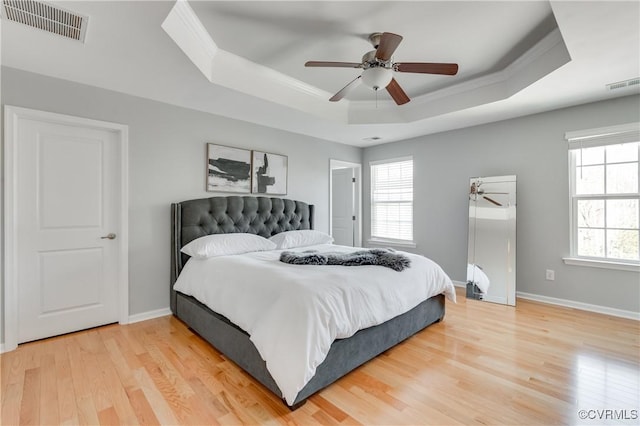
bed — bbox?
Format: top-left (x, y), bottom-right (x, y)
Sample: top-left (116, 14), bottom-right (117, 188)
top-left (466, 263), bottom-right (490, 300)
top-left (170, 195), bottom-right (454, 408)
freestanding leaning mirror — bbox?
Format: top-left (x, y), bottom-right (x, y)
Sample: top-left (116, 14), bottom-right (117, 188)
top-left (467, 175), bottom-right (516, 306)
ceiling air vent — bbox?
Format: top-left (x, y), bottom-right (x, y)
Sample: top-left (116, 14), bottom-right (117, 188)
top-left (606, 77), bottom-right (640, 91)
top-left (2, 0), bottom-right (88, 42)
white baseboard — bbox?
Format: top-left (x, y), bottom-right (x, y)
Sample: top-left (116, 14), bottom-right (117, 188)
top-left (0, 309), bottom-right (172, 353)
top-left (452, 280), bottom-right (638, 320)
top-left (516, 291), bottom-right (639, 321)
top-left (128, 307), bottom-right (172, 324)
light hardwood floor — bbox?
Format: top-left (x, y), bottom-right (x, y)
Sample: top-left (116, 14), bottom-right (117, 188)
top-left (2, 287), bottom-right (639, 425)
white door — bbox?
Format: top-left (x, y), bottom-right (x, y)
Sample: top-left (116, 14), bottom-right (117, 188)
top-left (332, 168), bottom-right (355, 246)
top-left (13, 111), bottom-right (124, 343)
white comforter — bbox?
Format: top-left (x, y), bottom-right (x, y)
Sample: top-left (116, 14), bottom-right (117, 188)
top-left (173, 244), bottom-right (456, 405)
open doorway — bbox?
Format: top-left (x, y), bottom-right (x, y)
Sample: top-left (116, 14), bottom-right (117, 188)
top-left (329, 159), bottom-right (362, 247)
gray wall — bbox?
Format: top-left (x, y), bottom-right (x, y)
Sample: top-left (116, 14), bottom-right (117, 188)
top-left (2, 66), bottom-right (638, 348)
top-left (1, 67), bottom-right (361, 341)
top-left (363, 94), bottom-right (640, 313)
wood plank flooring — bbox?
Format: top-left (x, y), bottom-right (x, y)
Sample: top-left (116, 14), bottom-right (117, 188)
top-left (2, 287), bottom-right (639, 425)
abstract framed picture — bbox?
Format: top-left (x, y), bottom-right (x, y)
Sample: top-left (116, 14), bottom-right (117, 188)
top-left (251, 151), bottom-right (288, 195)
top-left (206, 144), bottom-right (251, 193)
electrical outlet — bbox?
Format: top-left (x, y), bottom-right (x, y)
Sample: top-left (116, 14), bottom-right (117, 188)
top-left (545, 269), bottom-right (555, 281)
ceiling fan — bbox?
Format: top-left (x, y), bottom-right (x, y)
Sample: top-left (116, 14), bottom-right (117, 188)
top-left (470, 181), bottom-right (507, 207)
top-left (305, 32), bottom-right (459, 105)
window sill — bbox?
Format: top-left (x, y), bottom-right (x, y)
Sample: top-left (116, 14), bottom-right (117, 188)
top-left (562, 257), bottom-right (640, 272)
top-left (367, 239), bottom-right (417, 249)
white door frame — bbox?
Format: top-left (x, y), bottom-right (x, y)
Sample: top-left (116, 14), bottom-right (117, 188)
top-left (3, 105), bottom-right (129, 352)
top-left (329, 159), bottom-right (362, 247)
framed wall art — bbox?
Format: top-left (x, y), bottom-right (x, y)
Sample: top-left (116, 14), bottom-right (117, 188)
top-left (251, 151), bottom-right (288, 195)
top-left (206, 144), bottom-right (251, 193)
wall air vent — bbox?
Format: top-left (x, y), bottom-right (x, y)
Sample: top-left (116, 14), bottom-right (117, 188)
top-left (606, 77), bottom-right (640, 91)
top-left (2, 0), bottom-right (88, 42)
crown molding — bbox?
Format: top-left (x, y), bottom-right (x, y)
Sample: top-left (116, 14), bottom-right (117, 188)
top-left (163, 1), bottom-right (570, 127)
top-left (162, 0), bottom-right (346, 122)
top-left (505, 28), bottom-right (567, 78)
top-left (161, 0), bottom-right (218, 79)
top-left (349, 28), bottom-right (570, 124)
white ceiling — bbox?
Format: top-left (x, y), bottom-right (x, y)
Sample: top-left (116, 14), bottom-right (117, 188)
top-left (190, 1), bottom-right (553, 99)
top-left (2, 1), bottom-right (639, 147)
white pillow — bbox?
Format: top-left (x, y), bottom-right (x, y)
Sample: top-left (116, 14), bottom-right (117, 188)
top-left (269, 230), bottom-right (334, 249)
top-left (181, 233), bottom-right (276, 259)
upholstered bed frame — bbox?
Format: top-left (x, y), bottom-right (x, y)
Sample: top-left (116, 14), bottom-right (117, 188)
top-left (170, 196), bottom-right (445, 407)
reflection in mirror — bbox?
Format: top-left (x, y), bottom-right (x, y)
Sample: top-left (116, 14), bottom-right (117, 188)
top-left (467, 175), bottom-right (516, 306)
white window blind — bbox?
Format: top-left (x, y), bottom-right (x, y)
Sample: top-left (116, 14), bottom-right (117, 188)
top-left (566, 123), bottom-right (640, 265)
top-left (370, 157), bottom-right (413, 242)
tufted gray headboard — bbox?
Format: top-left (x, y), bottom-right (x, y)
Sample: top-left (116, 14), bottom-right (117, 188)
top-left (170, 196), bottom-right (314, 312)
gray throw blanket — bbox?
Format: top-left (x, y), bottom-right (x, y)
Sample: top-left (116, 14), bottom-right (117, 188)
top-left (279, 248), bottom-right (411, 272)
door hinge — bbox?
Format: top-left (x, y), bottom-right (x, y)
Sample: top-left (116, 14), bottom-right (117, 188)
top-left (352, 216), bottom-right (356, 221)
top-left (352, 177), bottom-right (356, 183)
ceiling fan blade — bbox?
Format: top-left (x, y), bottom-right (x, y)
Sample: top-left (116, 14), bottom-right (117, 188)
top-left (375, 32), bottom-right (403, 61)
top-left (395, 62), bottom-right (459, 75)
top-left (386, 78), bottom-right (410, 105)
top-left (483, 196), bottom-right (503, 207)
top-left (305, 61), bottom-right (362, 68)
top-left (330, 75), bottom-right (362, 102)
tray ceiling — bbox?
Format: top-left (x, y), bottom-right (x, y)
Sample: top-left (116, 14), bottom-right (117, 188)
top-left (2, 1), bottom-right (639, 146)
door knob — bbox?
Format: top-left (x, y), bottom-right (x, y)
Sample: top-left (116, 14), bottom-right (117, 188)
top-left (101, 233), bottom-right (116, 240)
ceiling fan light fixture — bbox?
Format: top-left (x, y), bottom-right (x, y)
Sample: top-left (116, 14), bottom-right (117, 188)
top-left (361, 67), bottom-right (393, 90)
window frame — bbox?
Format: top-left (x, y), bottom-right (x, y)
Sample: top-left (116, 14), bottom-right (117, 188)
top-left (564, 123), bottom-right (640, 271)
top-left (369, 156), bottom-right (415, 247)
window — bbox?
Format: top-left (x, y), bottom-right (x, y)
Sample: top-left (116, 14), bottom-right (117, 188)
top-left (370, 157), bottom-right (414, 244)
top-left (566, 123), bottom-right (640, 268)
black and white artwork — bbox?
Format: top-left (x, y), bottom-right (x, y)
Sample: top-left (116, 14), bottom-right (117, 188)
top-left (207, 144), bottom-right (251, 193)
top-left (252, 151), bottom-right (288, 195)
